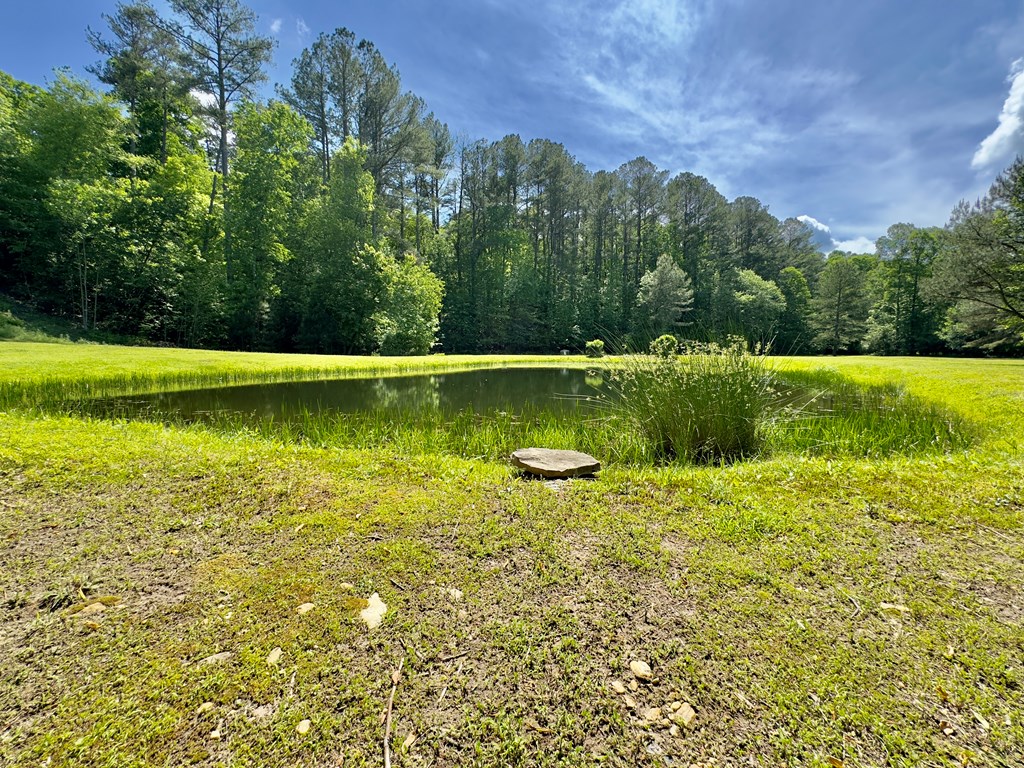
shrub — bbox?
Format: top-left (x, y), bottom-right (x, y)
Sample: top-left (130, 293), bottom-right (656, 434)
top-left (0, 310), bottom-right (26, 339)
top-left (608, 338), bottom-right (775, 463)
top-left (584, 339), bottom-right (605, 358)
top-left (649, 334), bottom-right (678, 358)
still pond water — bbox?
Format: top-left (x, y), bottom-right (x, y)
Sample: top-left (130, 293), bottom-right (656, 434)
top-left (95, 367), bottom-right (609, 423)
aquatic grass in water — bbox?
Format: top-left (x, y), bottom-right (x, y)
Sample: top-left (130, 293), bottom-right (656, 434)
top-left (606, 339), bottom-right (777, 463)
top-left (604, 343), bottom-right (973, 464)
top-left (771, 367), bottom-right (975, 457)
top-left (215, 405), bottom-right (636, 464)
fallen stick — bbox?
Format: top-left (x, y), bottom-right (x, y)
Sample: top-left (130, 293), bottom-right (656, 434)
top-left (435, 659), bottom-right (464, 707)
top-left (384, 657), bottom-right (405, 768)
top-left (839, 588), bottom-right (862, 619)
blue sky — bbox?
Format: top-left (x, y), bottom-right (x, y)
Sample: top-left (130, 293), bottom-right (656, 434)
top-left (4, 1), bottom-right (1024, 252)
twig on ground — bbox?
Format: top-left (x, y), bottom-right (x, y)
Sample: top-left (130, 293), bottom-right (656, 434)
top-left (384, 656), bottom-right (405, 768)
top-left (974, 521), bottom-right (1015, 542)
top-left (438, 650), bottom-right (468, 663)
top-left (435, 659), bottom-right (464, 707)
top-left (839, 588), bottom-right (862, 618)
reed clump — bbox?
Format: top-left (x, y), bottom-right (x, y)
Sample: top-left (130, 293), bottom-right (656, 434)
top-left (606, 339), bottom-right (777, 463)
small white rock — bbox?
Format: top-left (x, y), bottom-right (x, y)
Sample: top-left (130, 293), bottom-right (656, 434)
top-left (359, 593), bottom-right (387, 629)
top-left (198, 651), bottom-right (233, 666)
top-left (630, 660), bottom-right (653, 681)
top-left (669, 702), bottom-right (697, 729)
top-left (643, 707), bottom-right (662, 722)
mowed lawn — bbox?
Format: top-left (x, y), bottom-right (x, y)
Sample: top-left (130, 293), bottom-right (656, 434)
top-left (1, 343), bottom-right (1022, 767)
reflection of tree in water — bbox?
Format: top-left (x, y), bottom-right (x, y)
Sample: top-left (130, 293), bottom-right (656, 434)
top-left (98, 368), bottom-right (611, 424)
top-left (370, 375), bottom-right (441, 412)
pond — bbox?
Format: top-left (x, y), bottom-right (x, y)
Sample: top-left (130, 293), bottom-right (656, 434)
top-left (91, 367), bottom-right (610, 424)
top-left (77, 363), bottom-right (971, 464)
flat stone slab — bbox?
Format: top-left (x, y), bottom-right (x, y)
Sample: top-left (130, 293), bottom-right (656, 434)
top-left (511, 448), bottom-right (601, 478)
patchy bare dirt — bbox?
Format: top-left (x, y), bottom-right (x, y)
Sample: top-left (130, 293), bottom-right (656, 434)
top-left (3, 418), bottom-right (1024, 767)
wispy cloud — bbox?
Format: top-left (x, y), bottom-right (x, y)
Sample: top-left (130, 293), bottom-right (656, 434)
top-left (296, 17), bottom-right (311, 39)
top-left (270, 18), bottom-right (282, 35)
top-left (518, 0), bottom-right (859, 193)
top-left (972, 58), bottom-right (1024, 170)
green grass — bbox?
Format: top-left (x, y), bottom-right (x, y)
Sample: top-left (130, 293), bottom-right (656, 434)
top-left (2, 342), bottom-right (1024, 767)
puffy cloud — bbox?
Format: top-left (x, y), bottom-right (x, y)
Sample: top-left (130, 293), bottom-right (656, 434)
top-left (833, 236), bottom-right (876, 254)
top-left (796, 214), bottom-right (875, 254)
top-left (972, 58), bottom-right (1024, 170)
top-left (796, 214), bottom-right (836, 252)
top-left (270, 18), bottom-right (282, 35)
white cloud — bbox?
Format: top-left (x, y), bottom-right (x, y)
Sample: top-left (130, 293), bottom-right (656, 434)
top-left (972, 58), bottom-right (1024, 170)
top-left (797, 214), bottom-right (830, 233)
top-left (833, 236), bottom-right (876, 254)
top-left (296, 17), bottom-right (311, 38)
top-left (796, 214), bottom-right (837, 252)
top-left (270, 18), bottom-right (282, 35)
top-left (796, 215), bottom-right (875, 254)
top-left (190, 89), bottom-right (216, 109)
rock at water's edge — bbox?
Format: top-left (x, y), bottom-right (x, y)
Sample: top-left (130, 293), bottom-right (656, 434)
top-left (511, 447), bottom-right (601, 478)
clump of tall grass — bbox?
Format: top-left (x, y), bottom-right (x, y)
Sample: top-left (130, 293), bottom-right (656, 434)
top-left (606, 338), bottom-right (776, 463)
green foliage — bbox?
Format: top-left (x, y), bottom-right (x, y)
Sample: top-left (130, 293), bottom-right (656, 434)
top-left (373, 253), bottom-right (445, 355)
top-left (865, 224), bottom-right (943, 354)
top-left (169, 0), bottom-right (273, 177)
top-left (733, 268), bottom-right (785, 347)
top-left (937, 159), bottom-right (1024, 348)
top-left (775, 266), bottom-right (813, 354)
top-left (648, 334), bottom-right (678, 358)
top-left (286, 138), bottom-right (383, 353)
top-left (773, 367), bottom-right (974, 456)
top-left (812, 254), bottom-right (870, 353)
top-left (608, 339), bottom-right (776, 463)
top-left (636, 253), bottom-right (693, 336)
top-left (584, 339), bottom-right (605, 358)
top-left (227, 100), bottom-right (313, 348)
top-left (4, 2), bottom-right (1024, 357)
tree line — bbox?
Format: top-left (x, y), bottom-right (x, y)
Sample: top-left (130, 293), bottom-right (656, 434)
top-left (1, 0), bottom-right (1022, 356)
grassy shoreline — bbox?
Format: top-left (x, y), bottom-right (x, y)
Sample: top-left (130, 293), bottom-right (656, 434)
top-left (2, 342), bottom-right (1023, 767)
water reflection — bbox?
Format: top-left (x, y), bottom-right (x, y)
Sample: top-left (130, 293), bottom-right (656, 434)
top-left (93, 367), bottom-right (607, 424)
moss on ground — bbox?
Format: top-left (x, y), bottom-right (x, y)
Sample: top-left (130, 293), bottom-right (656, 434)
top-left (1, 344), bottom-right (1023, 767)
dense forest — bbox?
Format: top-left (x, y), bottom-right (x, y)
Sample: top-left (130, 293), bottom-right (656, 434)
top-left (1, 0), bottom-right (1023, 355)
